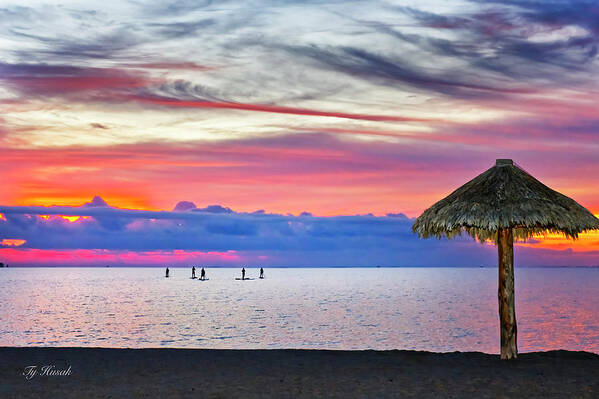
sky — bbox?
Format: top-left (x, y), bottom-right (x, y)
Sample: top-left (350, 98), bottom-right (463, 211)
top-left (0, 0), bottom-right (598, 266)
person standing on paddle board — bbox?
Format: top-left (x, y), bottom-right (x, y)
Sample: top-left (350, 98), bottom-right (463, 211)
top-left (201, 268), bottom-right (206, 280)
top-left (165, 267), bottom-right (169, 278)
top-left (192, 266), bottom-right (196, 278)
top-left (260, 267), bottom-right (264, 279)
top-left (242, 268), bottom-right (246, 280)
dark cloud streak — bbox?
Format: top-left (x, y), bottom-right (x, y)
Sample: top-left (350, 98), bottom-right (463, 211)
top-left (390, 2), bottom-right (598, 83)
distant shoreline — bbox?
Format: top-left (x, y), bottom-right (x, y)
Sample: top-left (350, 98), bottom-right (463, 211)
top-left (2, 347), bottom-right (597, 398)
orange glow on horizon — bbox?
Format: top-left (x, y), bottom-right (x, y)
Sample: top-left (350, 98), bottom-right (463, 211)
top-left (4, 199), bottom-right (598, 222)
top-left (38, 215), bottom-right (90, 222)
top-left (518, 231), bottom-right (599, 252)
top-left (62, 215), bottom-right (81, 222)
top-left (1, 239), bottom-right (26, 247)
top-left (15, 195), bottom-right (158, 211)
top-left (2, 143), bottom-right (598, 221)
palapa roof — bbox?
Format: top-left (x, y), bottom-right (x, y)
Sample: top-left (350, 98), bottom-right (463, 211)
top-left (412, 159), bottom-right (599, 241)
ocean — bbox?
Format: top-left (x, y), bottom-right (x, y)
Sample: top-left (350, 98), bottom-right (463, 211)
top-left (1, 267), bottom-right (597, 353)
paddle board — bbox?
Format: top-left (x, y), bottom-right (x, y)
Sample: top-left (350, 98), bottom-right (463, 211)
top-left (235, 278), bottom-right (254, 280)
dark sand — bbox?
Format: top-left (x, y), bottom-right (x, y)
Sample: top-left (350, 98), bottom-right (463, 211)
top-left (1, 347), bottom-right (597, 398)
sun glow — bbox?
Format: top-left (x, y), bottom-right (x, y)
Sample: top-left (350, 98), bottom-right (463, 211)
top-left (38, 215), bottom-right (90, 222)
top-left (518, 231), bottom-right (599, 252)
top-left (17, 195), bottom-right (156, 210)
top-left (1, 239), bottom-right (26, 247)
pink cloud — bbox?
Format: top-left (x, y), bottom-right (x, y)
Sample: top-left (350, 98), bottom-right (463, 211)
top-left (123, 62), bottom-right (215, 71)
top-left (127, 95), bottom-right (430, 122)
top-left (0, 248), bottom-right (241, 266)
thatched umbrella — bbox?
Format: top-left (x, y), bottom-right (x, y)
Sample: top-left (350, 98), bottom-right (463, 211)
top-left (412, 159), bottom-right (599, 360)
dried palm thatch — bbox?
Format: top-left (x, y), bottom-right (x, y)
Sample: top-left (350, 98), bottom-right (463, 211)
top-left (412, 159), bottom-right (599, 242)
top-left (411, 159), bottom-right (599, 360)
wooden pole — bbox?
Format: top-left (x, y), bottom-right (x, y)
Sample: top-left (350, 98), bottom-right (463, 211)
top-left (498, 227), bottom-right (518, 359)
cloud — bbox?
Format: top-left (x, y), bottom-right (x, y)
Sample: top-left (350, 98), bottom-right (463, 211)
top-left (390, 3), bottom-right (598, 83)
top-left (195, 205), bottom-right (235, 214)
top-left (0, 196), bottom-right (446, 251)
top-left (9, 22), bottom-right (144, 62)
top-left (0, 238), bottom-right (26, 247)
top-left (90, 123), bottom-right (109, 129)
top-left (140, 0), bottom-right (222, 17)
top-left (1, 196), bottom-right (597, 267)
top-left (83, 196), bottom-right (110, 207)
top-left (173, 201), bottom-right (197, 211)
top-left (278, 44), bottom-right (536, 99)
top-left (0, 62), bottom-right (153, 99)
top-left (0, 248), bottom-right (241, 267)
top-left (0, 60), bottom-right (427, 123)
top-left (128, 94), bottom-right (429, 122)
top-left (476, 0), bottom-right (599, 34)
top-left (124, 62), bottom-right (214, 71)
top-left (147, 19), bottom-right (217, 39)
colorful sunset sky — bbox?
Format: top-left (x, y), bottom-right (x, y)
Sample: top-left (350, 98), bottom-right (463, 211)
top-left (1, 0), bottom-right (598, 266)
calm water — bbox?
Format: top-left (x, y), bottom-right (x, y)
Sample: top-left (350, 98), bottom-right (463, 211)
top-left (0, 267), bottom-right (597, 353)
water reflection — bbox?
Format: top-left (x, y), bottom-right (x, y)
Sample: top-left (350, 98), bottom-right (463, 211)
top-left (0, 267), bottom-right (597, 353)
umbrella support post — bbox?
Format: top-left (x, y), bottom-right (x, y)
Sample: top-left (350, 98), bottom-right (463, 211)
top-left (498, 228), bottom-right (518, 360)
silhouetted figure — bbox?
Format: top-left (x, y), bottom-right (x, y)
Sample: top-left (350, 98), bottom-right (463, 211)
top-left (260, 267), bottom-right (264, 279)
top-left (201, 267), bottom-right (206, 280)
top-left (165, 267), bottom-right (170, 278)
top-left (242, 267), bottom-right (246, 280)
top-left (192, 266), bottom-right (196, 278)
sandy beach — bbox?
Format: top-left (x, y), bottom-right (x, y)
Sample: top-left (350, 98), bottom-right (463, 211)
top-left (1, 347), bottom-right (597, 398)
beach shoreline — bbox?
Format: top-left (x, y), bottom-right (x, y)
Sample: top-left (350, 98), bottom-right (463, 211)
top-left (1, 347), bottom-right (597, 398)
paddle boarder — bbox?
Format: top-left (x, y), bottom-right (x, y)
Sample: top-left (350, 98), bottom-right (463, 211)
top-left (242, 267), bottom-right (246, 280)
top-left (201, 267), bottom-right (206, 280)
top-left (260, 267), bottom-right (264, 279)
top-left (165, 267), bottom-right (169, 278)
top-left (192, 266), bottom-right (196, 278)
